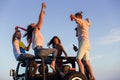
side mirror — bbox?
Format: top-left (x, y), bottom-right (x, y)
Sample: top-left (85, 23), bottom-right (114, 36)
top-left (10, 69), bottom-right (15, 76)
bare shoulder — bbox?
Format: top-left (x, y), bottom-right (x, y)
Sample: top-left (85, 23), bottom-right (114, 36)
top-left (59, 44), bottom-right (64, 49)
top-left (34, 26), bottom-right (40, 33)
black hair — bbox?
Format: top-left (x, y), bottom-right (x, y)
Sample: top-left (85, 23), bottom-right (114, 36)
top-left (47, 36), bottom-right (61, 48)
top-left (23, 24), bottom-right (34, 41)
top-left (75, 11), bottom-right (83, 19)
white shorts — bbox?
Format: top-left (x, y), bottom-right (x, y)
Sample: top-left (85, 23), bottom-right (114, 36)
top-left (76, 39), bottom-right (90, 61)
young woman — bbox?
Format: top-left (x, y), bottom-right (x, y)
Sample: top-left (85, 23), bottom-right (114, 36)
top-left (24, 2), bottom-right (58, 72)
top-left (47, 36), bottom-right (68, 69)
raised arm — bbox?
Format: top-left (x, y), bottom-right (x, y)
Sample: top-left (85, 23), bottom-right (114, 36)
top-left (85, 18), bottom-right (91, 26)
top-left (36, 2), bottom-right (46, 30)
top-left (15, 26), bottom-right (27, 31)
top-left (70, 14), bottom-right (84, 27)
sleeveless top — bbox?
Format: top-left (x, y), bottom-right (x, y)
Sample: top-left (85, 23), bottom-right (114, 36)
top-left (32, 29), bottom-right (44, 49)
top-left (12, 38), bottom-right (21, 60)
top-left (19, 41), bottom-right (26, 53)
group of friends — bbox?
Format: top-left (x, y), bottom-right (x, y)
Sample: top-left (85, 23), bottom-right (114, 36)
top-left (12, 2), bottom-right (95, 80)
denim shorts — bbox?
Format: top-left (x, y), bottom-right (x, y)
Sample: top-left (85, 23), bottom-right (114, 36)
top-left (17, 54), bottom-right (34, 61)
top-left (34, 46), bottom-right (58, 61)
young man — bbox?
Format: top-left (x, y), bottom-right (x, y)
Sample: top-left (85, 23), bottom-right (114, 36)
top-left (12, 29), bottom-right (37, 78)
top-left (70, 12), bottom-right (95, 80)
top-left (24, 2), bottom-right (58, 72)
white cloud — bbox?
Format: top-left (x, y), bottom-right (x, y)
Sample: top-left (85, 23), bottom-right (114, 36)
top-left (98, 28), bottom-right (120, 45)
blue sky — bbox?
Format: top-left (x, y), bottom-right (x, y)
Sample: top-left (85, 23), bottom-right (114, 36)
top-left (0, 0), bottom-right (120, 80)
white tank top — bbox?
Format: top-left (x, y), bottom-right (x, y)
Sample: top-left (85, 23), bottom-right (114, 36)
top-left (32, 29), bottom-right (44, 49)
top-left (12, 38), bottom-right (21, 60)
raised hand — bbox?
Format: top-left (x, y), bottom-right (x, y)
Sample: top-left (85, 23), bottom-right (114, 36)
top-left (15, 26), bottom-right (19, 31)
top-left (42, 2), bottom-right (46, 9)
top-left (70, 14), bottom-right (75, 21)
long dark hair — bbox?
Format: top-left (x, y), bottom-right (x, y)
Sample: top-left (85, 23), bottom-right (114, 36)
top-left (23, 24), bottom-right (34, 41)
top-left (47, 36), bottom-right (61, 48)
top-left (12, 30), bottom-right (20, 42)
